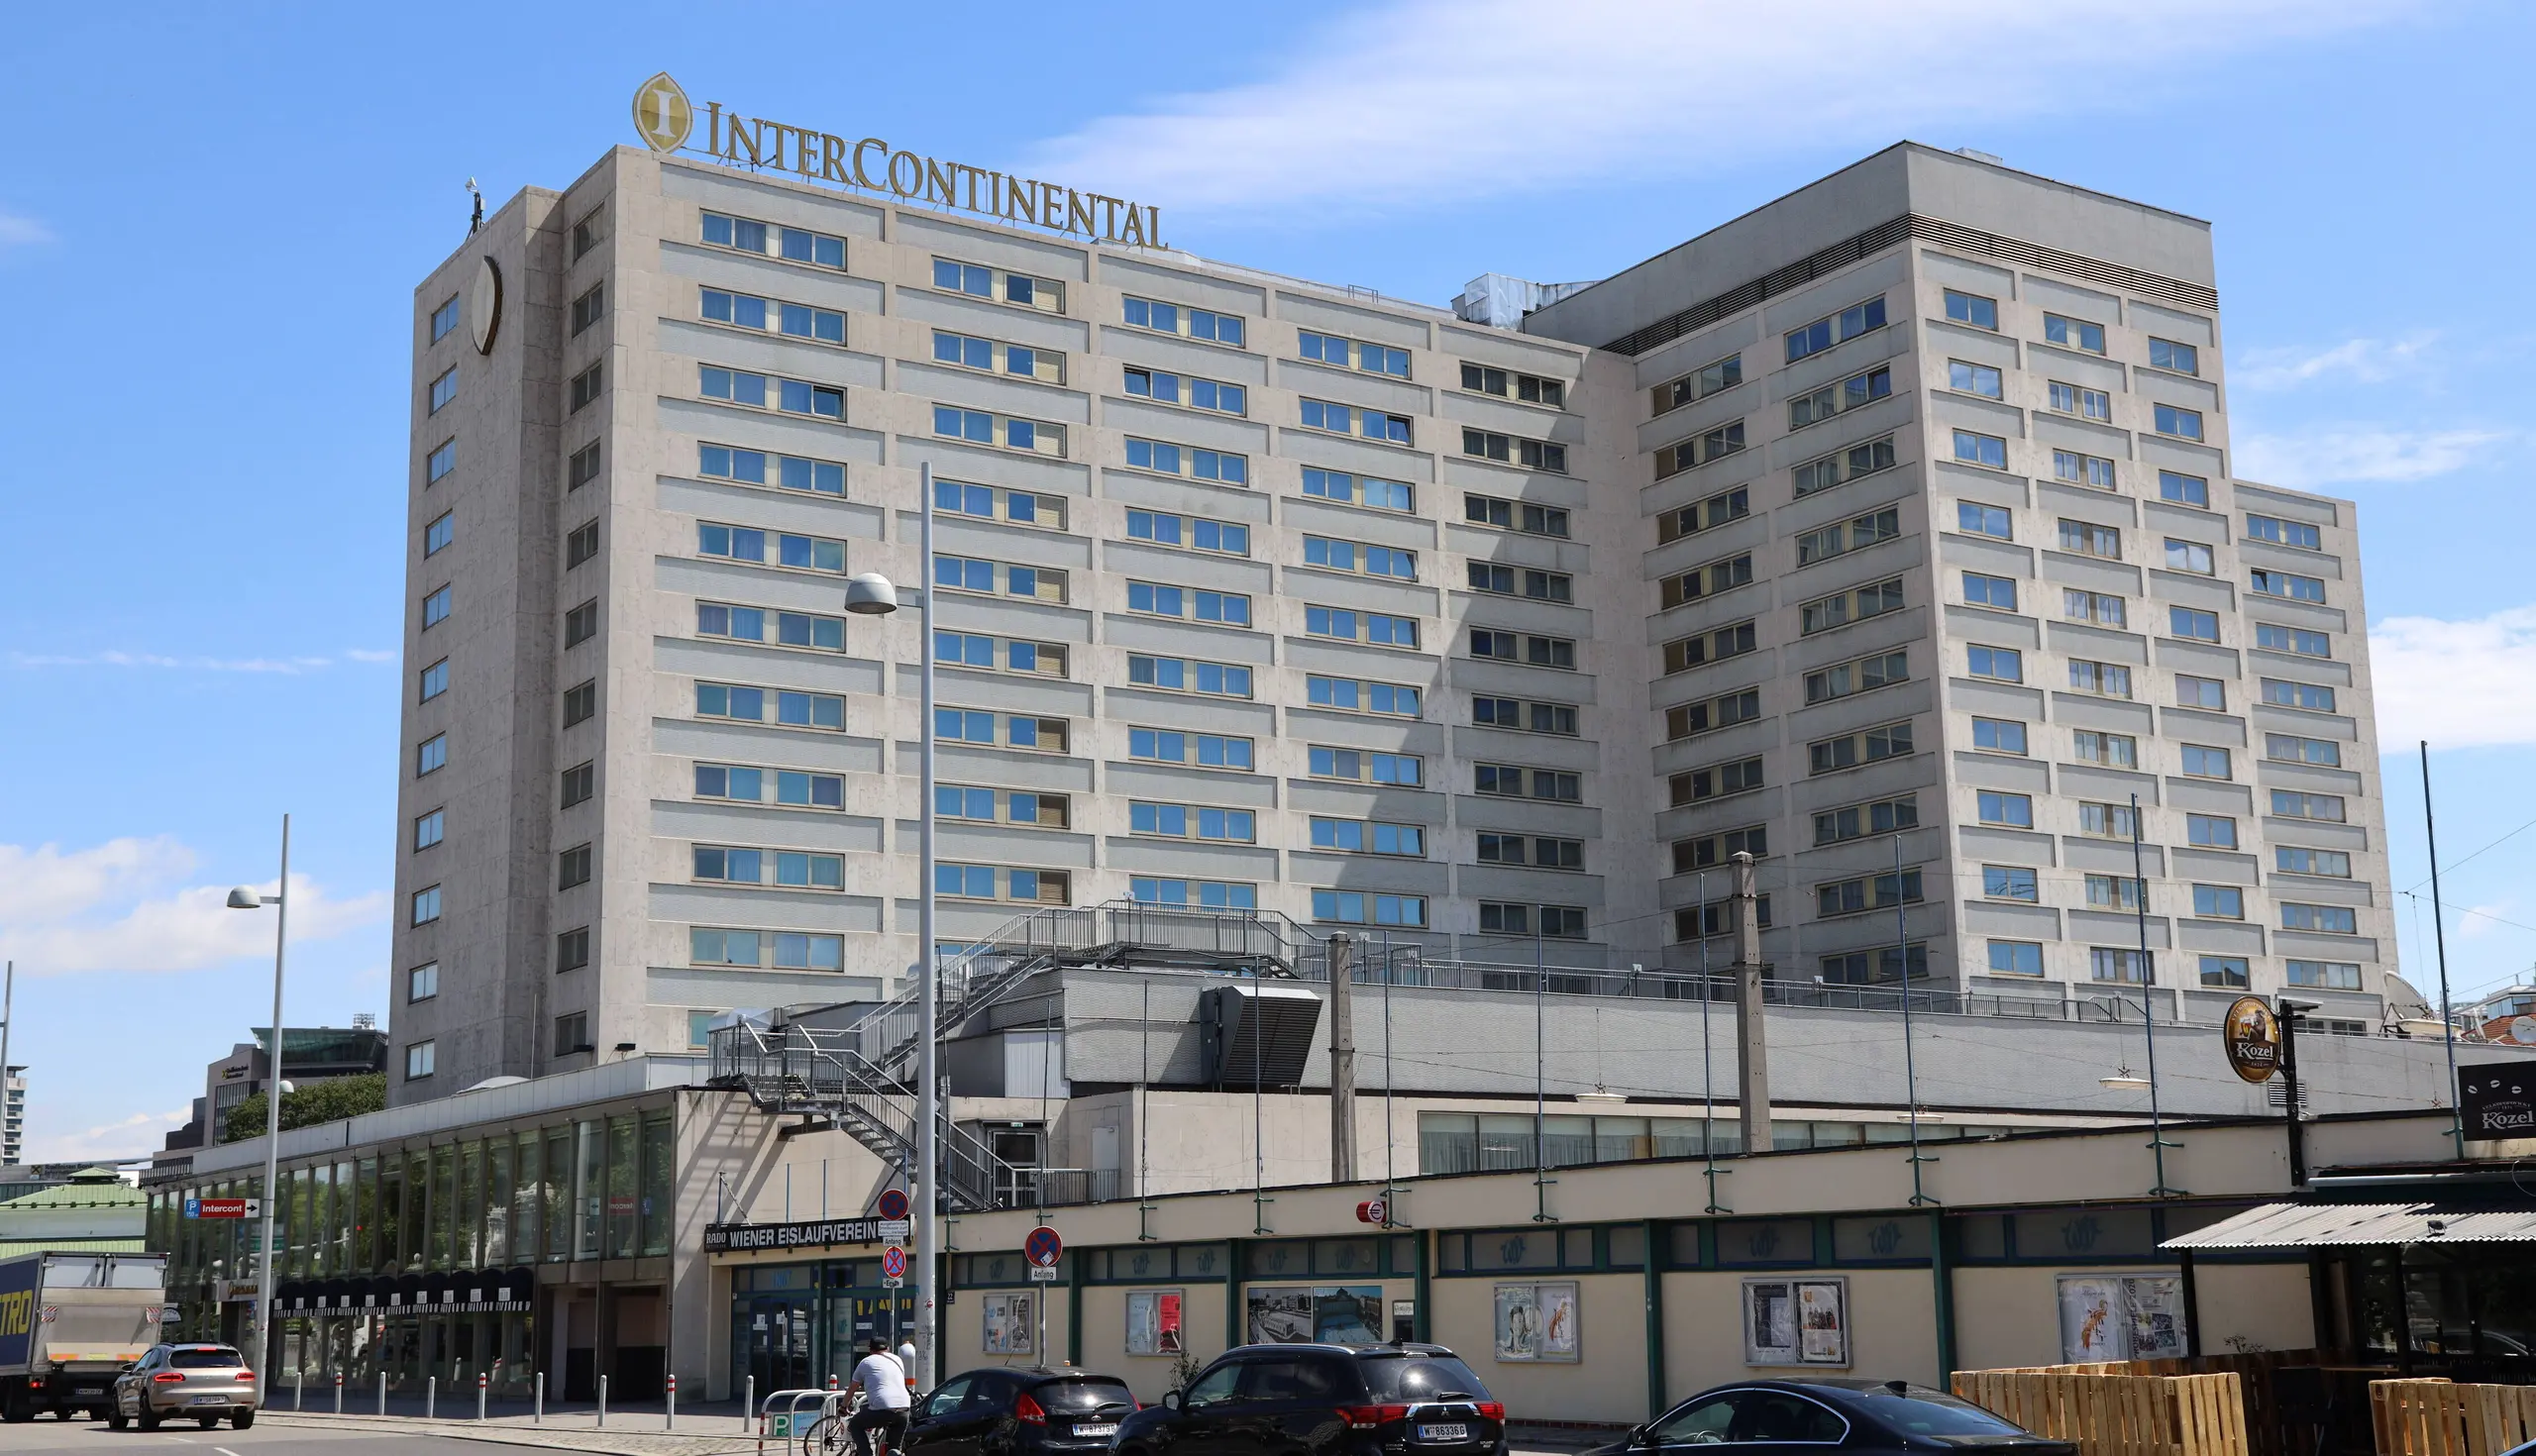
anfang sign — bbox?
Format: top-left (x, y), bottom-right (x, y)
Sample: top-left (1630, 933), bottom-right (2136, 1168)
top-left (633, 73), bottom-right (1167, 250)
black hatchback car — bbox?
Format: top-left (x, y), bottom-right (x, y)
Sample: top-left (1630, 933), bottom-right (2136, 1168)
top-left (1587, 1380), bottom-right (2073, 1456)
top-left (1113, 1342), bottom-right (1506, 1456)
top-left (904, 1367), bottom-right (1140, 1456)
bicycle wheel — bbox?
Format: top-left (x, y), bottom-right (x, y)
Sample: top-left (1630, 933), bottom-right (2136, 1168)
top-left (801, 1412), bottom-right (854, 1456)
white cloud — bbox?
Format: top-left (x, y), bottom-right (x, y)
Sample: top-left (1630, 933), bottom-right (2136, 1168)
top-left (1024, 0), bottom-right (2416, 222)
top-left (0, 839), bottom-right (388, 976)
top-left (342, 649), bottom-right (398, 664)
top-left (0, 211), bottom-right (53, 248)
top-left (2235, 335), bottom-right (2436, 389)
top-left (2234, 427), bottom-right (2507, 488)
top-left (6, 651), bottom-right (339, 674)
top-left (23, 1108), bottom-right (190, 1168)
top-left (2371, 606), bottom-right (2536, 749)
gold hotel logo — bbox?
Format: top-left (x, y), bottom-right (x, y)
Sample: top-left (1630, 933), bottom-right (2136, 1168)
top-left (628, 73), bottom-right (1164, 250)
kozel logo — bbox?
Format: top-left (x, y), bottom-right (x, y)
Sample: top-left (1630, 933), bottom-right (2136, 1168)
top-left (2464, 1072), bottom-right (2536, 1135)
top-left (633, 72), bottom-right (693, 154)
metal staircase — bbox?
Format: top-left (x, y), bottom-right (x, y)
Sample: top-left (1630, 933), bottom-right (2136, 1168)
top-left (707, 901), bottom-right (1321, 1211)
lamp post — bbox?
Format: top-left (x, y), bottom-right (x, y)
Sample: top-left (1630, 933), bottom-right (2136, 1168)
top-left (841, 462), bottom-right (936, 1389)
top-left (224, 813), bottom-right (290, 1374)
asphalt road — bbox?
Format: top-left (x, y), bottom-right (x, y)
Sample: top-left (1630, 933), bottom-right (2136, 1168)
top-left (0, 1416), bottom-right (481, 1452)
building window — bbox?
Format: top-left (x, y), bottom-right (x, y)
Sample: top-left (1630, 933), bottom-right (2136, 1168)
top-left (1125, 580), bottom-right (1251, 626)
top-left (1953, 430), bottom-right (2008, 469)
top-left (1659, 554), bottom-right (1751, 607)
top-left (1949, 361), bottom-right (2003, 399)
top-left (1665, 687), bottom-right (1760, 740)
top-left (2262, 678), bottom-right (2338, 713)
top-left (1471, 563), bottom-right (1575, 603)
top-left (564, 599), bottom-right (598, 647)
top-left (2048, 380), bottom-right (2112, 420)
top-left (2162, 538), bottom-right (2215, 575)
top-left (567, 520), bottom-right (599, 569)
top-left (2199, 956), bottom-right (2249, 988)
top-left (2288, 960), bottom-right (2362, 990)
top-left (1131, 729), bottom-right (1255, 771)
top-left (1785, 296), bottom-right (1886, 362)
top-left (567, 440), bottom-right (602, 490)
top-left (1478, 902), bottom-right (1588, 939)
top-left (2268, 734), bottom-right (2343, 768)
top-left (1125, 654), bottom-right (1248, 696)
top-left (2150, 339), bottom-right (2200, 374)
top-left (1301, 468), bottom-right (1414, 512)
top-left (1305, 606), bottom-right (1420, 649)
top-left (1943, 290), bottom-right (1997, 330)
top-left (1966, 645), bottom-right (2022, 682)
top-left (699, 444), bottom-right (844, 496)
top-left (1303, 535), bottom-right (1418, 580)
top-left (404, 1041), bottom-right (436, 1080)
top-left (413, 808), bottom-right (444, 851)
top-left (697, 523), bottom-right (846, 573)
top-left (1121, 436), bottom-right (1239, 481)
top-left (696, 681), bottom-right (846, 731)
top-left (411, 884), bottom-right (442, 926)
top-left (2278, 846), bottom-right (2354, 878)
top-left (1653, 354), bottom-right (1741, 414)
top-left (2175, 675), bottom-right (2226, 710)
top-left (2170, 607), bottom-right (2220, 642)
top-left (1473, 695), bottom-right (1578, 735)
top-left (1983, 866), bottom-right (2039, 902)
top-left (2192, 884), bottom-right (2245, 919)
top-left (1804, 650), bottom-right (1907, 705)
top-left (703, 763), bottom-right (847, 809)
top-left (930, 257), bottom-right (1060, 309)
top-left (429, 367), bottom-right (457, 414)
top-left (2159, 470), bottom-right (2209, 507)
top-left (1477, 764), bottom-right (1582, 802)
top-left (569, 363), bottom-right (602, 414)
top-left (1789, 366), bottom-right (1892, 429)
top-left (2086, 874), bottom-right (2146, 912)
top-left (2153, 403), bottom-right (2204, 440)
top-left (1972, 718), bottom-right (2027, 755)
top-left (1307, 746), bottom-right (1418, 784)
top-left (2180, 745), bottom-right (2231, 779)
top-left (572, 281), bottom-right (605, 336)
top-left (934, 556), bottom-right (1068, 604)
top-left (417, 734), bottom-right (448, 777)
top-left (935, 707), bottom-right (1071, 755)
top-left (1812, 795), bottom-right (1914, 847)
top-left (561, 762), bottom-right (594, 807)
top-left (1988, 941), bottom-right (2044, 977)
top-left (1661, 622), bottom-right (1758, 674)
top-left (2251, 570), bottom-right (2327, 603)
top-left (1956, 502), bottom-right (2011, 540)
top-left (2090, 948), bottom-right (2150, 984)
top-left (1130, 878), bottom-right (1259, 909)
top-left (427, 440), bottom-right (456, 484)
top-left (1657, 486), bottom-right (1747, 543)
top-left (1460, 361), bottom-right (1565, 403)
top-left (1807, 721), bottom-right (1912, 776)
top-left (1480, 833), bottom-right (1585, 870)
top-left (1309, 817), bottom-right (1423, 856)
top-left (421, 584), bottom-right (452, 629)
top-left (1794, 436), bottom-right (1897, 497)
top-left (2054, 451), bottom-right (2116, 489)
top-left (1816, 870), bottom-right (1923, 918)
top-left (1475, 629), bottom-right (1579, 670)
top-left (694, 844), bottom-right (846, 890)
top-left (936, 864), bottom-right (1072, 905)
top-left (556, 927), bottom-right (590, 972)
top-left (1462, 429), bottom-right (1567, 474)
top-left (2073, 730), bottom-right (2139, 769)
top-left (1961, 572), bottom-right (2018, 610)
top-left (690, 928), bottom-right (841, 971)
top-left (1676, 898), bottom-right (1775, 942)
top-left (2281, 902), bottom-right (2360, 935)
top-left (1672, 824), bottom-right (1768, 870)
top-left (564, 679), bottom-right (596, 727)
top-left (2043, 314), bottom-right (2106, 354)
top-left (1469, 493), bottom-right (1572, 539)
top-left (430, 295), bottom-right (460, 343)
top-left (1131, 802), bottom-right (1257, 842)
top-left (2077, 801), bottom-right (2140, 840)
top-left (1301, 332), bottom-right (1412, 376)
top-left (420, 659), bottom-right (449, 702)
top-left (1121, 295), bottom-right (1243, 346)
top-left (2257, 624), bottom-right (2334, 659)
top-left (1822, 945), bottom-right (1928, 986)
top-left (1977, 791), bottom-right (2033, 828)
top-left (1797, 507), bottom-right (1901, 568)
top-left (574, 203), bottom-right (607, 260)
top-left (419, 512), bottom-right (455, 558)
top-left (1656, 421), bottom-right (1746, 476)
top-left (2187, 814), bottom-right (2238, 849)
top-left (1300, 398), bottom-right (1413, 445)
top-left (408, 962), bottom-right (439, 1001)
top-left (558, 843), bottom-right (592, 889)
top-left (1311, 890), bottom-right (1426, 927)
top-left (1123, 363), bottom-right (1243, 410)
top-left (1796, 580), bottom-right (1901, 639)
top-left (554, 1013), bottom-right (588, 1058)
top-left (2067, 660), bottom-right (2132, 699)
top-left (2272, 789), bottom-right (2347, 822)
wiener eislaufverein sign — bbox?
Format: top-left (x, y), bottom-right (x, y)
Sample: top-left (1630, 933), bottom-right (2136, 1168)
top-left (633, 72), bottom-right (1167, 249)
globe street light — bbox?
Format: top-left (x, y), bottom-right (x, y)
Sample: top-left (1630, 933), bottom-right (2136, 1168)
top-left (224, 813), bottom-right (290, 1373)
top-left (842, 462), bottom-right (940, 1389)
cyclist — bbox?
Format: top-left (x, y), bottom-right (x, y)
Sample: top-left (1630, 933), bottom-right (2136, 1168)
top-left (847, 1337), bottom-right (911, 1456)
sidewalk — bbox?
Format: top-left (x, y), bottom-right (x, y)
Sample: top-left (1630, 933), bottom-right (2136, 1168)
top-left (258, 1402), bottom-right (770, 1455)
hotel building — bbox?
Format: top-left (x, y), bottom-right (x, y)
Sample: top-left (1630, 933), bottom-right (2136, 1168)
top-left (389, 133), bottom-right (2389, 1103)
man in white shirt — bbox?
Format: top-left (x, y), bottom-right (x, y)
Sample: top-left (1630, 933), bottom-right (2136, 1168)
top-left (848, 1338), bottom-right (912, 1456)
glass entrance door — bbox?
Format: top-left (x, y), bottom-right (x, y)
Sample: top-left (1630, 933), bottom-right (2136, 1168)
top-left (737, 1296), bottom-right (814, 1396)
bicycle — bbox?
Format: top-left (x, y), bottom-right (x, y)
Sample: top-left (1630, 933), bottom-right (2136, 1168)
top-left (801, 1386), bottom-right (904, 1456)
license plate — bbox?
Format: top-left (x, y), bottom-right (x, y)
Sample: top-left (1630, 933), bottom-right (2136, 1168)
top-left (1074, 1423), bottom-right (1118, 1437)
top-left (1418, 1424), bottom-right (1470, 1443)
top-left (190, 1395), bottom-right (229, 1405)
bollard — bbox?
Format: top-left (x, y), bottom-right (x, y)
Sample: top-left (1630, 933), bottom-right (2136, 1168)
top-left (666, 1372), bottom-right (677, 1431)
top-left (535, 1369), bottom-right (545, 1424)
top-left (334, 1371), bottom-right (344, 1415)
top-left (744, 1375), bottom-right (754, 1431)
top-left (296, 1369), bottom-right (305, 1411)
top-left (427, 1375), bottom-right (437, 1420)
top-left (477, 1371), bottom-right (487, 1421)
top-left (597, 1373), bottom-right (607, 1428)
top-left (377, 1371), bottom-right (387, 1416)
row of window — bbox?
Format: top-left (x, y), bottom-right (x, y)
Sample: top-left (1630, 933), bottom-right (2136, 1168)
top-left (1942, 287), bottom-right (2203, 376)
top-left (1980, 944), bottom-right (2360, 989)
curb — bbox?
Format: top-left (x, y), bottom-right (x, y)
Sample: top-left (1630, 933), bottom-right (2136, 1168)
top-left (256, 1410), bottom-right (767, 1454)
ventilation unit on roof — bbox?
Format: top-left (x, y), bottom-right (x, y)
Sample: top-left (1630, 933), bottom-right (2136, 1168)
top-left (1955, 148), bottom-right (2005, 165)
top-left (1201, 982), bottom-right (1323, 1090)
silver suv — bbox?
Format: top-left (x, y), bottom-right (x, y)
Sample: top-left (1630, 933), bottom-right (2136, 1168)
top-left (109, 1344), bottom-right (258, 1431)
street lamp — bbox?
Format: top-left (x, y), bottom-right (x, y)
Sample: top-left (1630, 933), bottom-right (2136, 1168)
top-left (224, 813), bottom-right (290, 1374)
top-left (841, 462), bottom-right (939, 1389)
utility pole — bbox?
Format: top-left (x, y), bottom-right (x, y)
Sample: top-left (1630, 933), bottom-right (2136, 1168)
top-left (1731, 851), bottom-right (1772, 1154)
top-left (1326, 934), bottom-right (1357, 1183)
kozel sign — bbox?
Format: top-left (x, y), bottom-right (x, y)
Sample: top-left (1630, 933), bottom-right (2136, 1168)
top-left (2461, 1066), bottom-right (2536, 1140)
top-left (633, 72), bottom-right (1167, 250)
top-left (2220, 996), bottom-right (2282, 1085)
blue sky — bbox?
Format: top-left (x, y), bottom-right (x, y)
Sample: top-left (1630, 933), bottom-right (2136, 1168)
top-left (4, 0), bottom-right (2532, 1162)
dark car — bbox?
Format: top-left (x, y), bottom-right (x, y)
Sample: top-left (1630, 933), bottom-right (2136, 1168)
top-left (904, 1367), bottom-right (1141, 1456)
top-left (1113, 1342), bottom-right (1506, 1456)
top-left (1585, 1380), bottom-right (2073, 1456)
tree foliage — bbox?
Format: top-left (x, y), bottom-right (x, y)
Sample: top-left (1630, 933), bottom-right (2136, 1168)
top-left (219, 1073), bottom-right (386, 1142)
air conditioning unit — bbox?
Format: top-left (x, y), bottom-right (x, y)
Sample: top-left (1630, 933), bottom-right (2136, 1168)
top-left (1201, 983), bottom-right (1323, 1090)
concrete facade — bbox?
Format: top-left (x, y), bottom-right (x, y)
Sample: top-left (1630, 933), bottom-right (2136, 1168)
top-left (389, 137), bottom-right (2390, 1105)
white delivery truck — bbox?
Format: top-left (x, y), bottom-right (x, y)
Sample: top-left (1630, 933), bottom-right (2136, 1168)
top-left (0, 1251), bottom-right (171, 1422)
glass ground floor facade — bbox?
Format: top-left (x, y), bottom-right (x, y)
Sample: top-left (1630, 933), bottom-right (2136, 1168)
top-left (728, 1260), bottom-right (917, 1398)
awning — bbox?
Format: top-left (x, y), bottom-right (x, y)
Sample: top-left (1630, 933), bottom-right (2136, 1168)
top-left (2165, 1201), bottom-right (2536, 1249)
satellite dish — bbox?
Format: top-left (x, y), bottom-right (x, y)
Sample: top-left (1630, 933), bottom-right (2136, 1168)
top-left (2509, 1016), bottom-right (2536, 1045)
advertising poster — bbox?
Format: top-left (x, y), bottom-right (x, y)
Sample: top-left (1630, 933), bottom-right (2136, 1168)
top-left (2125, 1277), bottom-right (2186, 1358)
top-left (1492, 1281), bottom-right (1580, 1362)
top-left (2058, 1273), bottom-right (2190, 1360)
top-left (1796, 1281), bottom-right (1848, 1365)
top-left (982, 1292), bottom-right (1033, 1355)
top-left (1743, 1279), bottom-right (1799, 1365)
top-left (1125, 1290), bottom-right (1185, 1356)
top-left (1246, 1287), bottom-right (1382, 1346)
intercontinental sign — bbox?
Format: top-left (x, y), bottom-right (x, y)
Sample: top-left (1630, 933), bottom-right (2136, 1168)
top-left (633, 72), bottom-right (1166, 250)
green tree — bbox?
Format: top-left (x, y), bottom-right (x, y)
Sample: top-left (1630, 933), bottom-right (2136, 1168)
top-left (219, 1073), bottom-right (386, 1142)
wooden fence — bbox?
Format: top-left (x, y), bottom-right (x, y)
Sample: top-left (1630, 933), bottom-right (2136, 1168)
top-left (2371, 1380), bottom-right (2536, 1456)
top-left (1954, 1367), bottom-right (2249, 1456)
